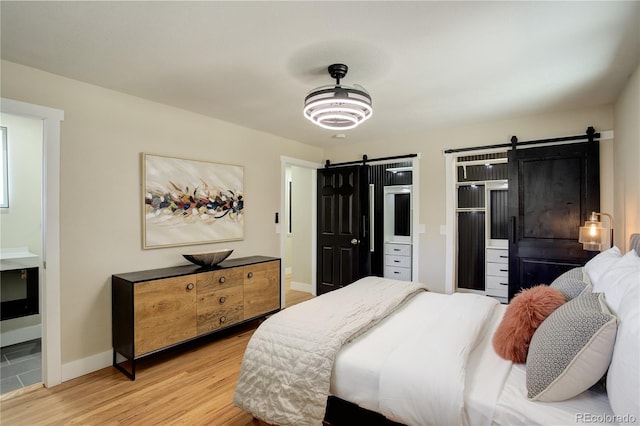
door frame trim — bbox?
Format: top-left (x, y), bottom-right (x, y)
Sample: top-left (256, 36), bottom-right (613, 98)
top-left (1, 97), bottom-right (64, 387)
top-left (280, 156), bottom-right (322, 304)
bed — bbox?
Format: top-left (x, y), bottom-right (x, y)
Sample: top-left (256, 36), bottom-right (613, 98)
top-left (234, 234), bottom-right (640, 426)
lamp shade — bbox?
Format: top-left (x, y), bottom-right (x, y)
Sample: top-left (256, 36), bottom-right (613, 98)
top-left (578, 212), bottom-right (612, 251)
top-left (304, 64), bottom-right (373, 131)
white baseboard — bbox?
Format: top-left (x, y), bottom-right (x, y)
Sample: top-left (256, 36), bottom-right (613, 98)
top-left (0, 323), bottom-right (41, 347)
top-left (290, 281), bottom-right (312, 293)
top-left (61, 349), bottom-right (112, 382)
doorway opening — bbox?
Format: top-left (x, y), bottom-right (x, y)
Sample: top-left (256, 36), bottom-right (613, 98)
top-left (0, 113), bottom-right (44, 395)
top-left (1, 98), bottom-right (64, 390)
top-left (316, 156), bottom-right (421, 295)
top-left (280, 157), bottom-right (321, 308)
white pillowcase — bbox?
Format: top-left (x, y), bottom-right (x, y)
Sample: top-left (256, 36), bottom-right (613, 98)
top-left (606, 271), bottom-right (639, 422)
top-left (584, 246), bottom-right (622, 287)
top-left (594, 249), bottom-right (640, 313)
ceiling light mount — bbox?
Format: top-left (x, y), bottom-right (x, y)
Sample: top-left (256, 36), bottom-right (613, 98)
top-left (304, 63), bottom-right (373, 131)
top-left (328, 63), bottom-right (348, 83)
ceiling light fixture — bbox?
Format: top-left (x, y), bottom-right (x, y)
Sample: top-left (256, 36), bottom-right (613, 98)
top-left (304, 64), bottom-right (373, 131)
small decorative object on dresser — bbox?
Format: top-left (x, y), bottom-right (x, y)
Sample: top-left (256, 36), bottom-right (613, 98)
top-left (112, 256), bottom-right (280, 380)
top-left (183, 248), bottom-right (233, 267)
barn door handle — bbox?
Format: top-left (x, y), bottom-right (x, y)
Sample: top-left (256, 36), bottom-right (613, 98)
top-left (510, 216), bottom-right (516, 244)
top-left (362, 215), bottom-right (367, 238)
top-left (369, 184), bottom-right (375, 253)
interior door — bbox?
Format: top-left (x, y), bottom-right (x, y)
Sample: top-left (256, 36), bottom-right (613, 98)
top-left (508, 142), bottom-right (600, 300)
top-left (317, 166), bottom-right (370, 295)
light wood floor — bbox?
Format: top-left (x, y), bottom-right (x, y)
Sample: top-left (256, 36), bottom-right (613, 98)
top-left (0, 280), bottom-right (314, 425)
top-left (0, 323), bottom-right (269, 425)
top-left (284, 274), bottom-right (314, 307)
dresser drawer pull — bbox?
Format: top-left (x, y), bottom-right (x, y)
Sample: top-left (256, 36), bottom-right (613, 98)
top-left (500, 269), bottom-right (508, 272)
top-left (500, 255), bottom-right (508, 258)
top-left (500, 282), bottom-right (508, 286)
top-left (247, 272), bottom-right (253, 279)
top-left (218, 276), bottom-right (226, 284)
top-left (394, 248), bottom-right (401, 251)
top-left (219, 296), bottom-right (227, 304)
top-left (394, 260), bottom-right (400, 263)
top-left (220, 316), bottom-right (227, 324)
top-left (186, 283), bottom-right (194, 291)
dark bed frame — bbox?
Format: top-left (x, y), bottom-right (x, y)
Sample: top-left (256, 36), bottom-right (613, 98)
top-left (323, 396), bottom-right (405, 426)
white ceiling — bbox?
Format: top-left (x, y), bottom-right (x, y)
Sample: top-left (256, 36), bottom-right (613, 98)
top-left (1, 1), bottom-right (639, 147)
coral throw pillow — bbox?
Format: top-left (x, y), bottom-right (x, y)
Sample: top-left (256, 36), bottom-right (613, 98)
top-left (493, 285), bottom-right (566, 363)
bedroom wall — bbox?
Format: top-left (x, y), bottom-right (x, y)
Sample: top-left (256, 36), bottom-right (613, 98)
top-left (323, 105), bottom-right (615, 294)
top-left (0, 60), bottom-right (324, 370)
top-left (613, 63), bottom-right (640, 251)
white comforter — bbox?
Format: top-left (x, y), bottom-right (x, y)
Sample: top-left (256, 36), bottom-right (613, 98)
top-left (376, 292), bottom-right (499, 425)
top-left (233, 276), bottom-right (428, 426)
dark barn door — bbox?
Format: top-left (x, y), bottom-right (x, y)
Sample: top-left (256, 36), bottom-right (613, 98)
top-left (508, 142), bottom-right (599, 300)
top-left (317, 166), bottom-right (370, 295)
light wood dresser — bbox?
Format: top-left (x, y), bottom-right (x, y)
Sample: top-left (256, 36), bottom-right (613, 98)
top-left (112, 256), bottom-right (280, 379)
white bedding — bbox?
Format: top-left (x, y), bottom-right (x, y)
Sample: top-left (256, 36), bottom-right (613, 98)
top-left (332, 290), bottom-right (617, 426)
top-left (493, 364), bottom-right (615, 426)
top-left (331, 292), bottom-right (513, 425)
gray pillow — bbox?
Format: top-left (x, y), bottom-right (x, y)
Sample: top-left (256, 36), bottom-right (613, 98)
top-left (526, 291), bottom-right (617, 401)
top-left (550, 267), bottom-right (589, 300)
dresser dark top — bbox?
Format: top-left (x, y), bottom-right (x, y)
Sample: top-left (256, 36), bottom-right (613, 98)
top-left (112, 255), bottom-right (279, 283)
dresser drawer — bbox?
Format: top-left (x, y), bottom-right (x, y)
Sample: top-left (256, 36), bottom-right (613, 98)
top-left (486, 275), bottom-right (509, 290)
top-left (196, 268), bottom-right (243, 291)
top-left (486, 249), bottom-right (509, 264)
top-left (196, 284), bottom-right (244, 334)
top-left (384, 244), bottom-right (411, 256)
top-left (385, 254), bottom-right (411, 268)
top-left (487, 262), bottom-right (509, 277)
top-left (486, 284), bottom-right (508, 298)
top-left (384, 266), bottom-right (411, 281)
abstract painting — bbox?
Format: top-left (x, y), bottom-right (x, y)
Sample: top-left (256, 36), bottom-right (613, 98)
top-left (142, 153), bottom-right (244, 249)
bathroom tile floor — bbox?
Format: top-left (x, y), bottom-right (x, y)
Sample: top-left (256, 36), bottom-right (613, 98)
top-left (0, 339), bottom-right (41, 395)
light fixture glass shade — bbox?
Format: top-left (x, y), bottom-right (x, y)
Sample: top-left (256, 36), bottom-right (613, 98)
top-left (578, 213), bottom-right (612, 251)
top-left (304, 84), bottom-right (373, 130)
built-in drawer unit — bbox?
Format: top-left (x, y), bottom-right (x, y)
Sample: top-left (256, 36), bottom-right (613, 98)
top-left (384, 243), bottom-right (412, 281)
top-left (486, 248), bottom-right (508, 300)
top-left (384, 266), bottom-right (412, 281)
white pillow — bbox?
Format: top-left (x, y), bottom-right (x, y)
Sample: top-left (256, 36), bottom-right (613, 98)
top-left (594, 250), bottom-right (640, 313)
top-left (584, 246), bottom-right (622, 287)
top-left (606, 278), bottom-right (639, 422)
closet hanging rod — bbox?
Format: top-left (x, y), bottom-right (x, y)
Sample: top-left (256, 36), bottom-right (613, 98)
top-left (324, 153), bottom-right (418, 168)
top-left (444, 126), bottom-right (599, 154)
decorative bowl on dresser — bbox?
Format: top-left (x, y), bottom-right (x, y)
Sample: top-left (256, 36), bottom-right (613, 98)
top-left (182, 248), bottom-right (234, 267)
top-left (111, 255), bottom-right (280, 380)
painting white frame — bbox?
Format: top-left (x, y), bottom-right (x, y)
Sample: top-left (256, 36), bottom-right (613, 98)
top-left (142, 153), bottom-right (244, 249)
